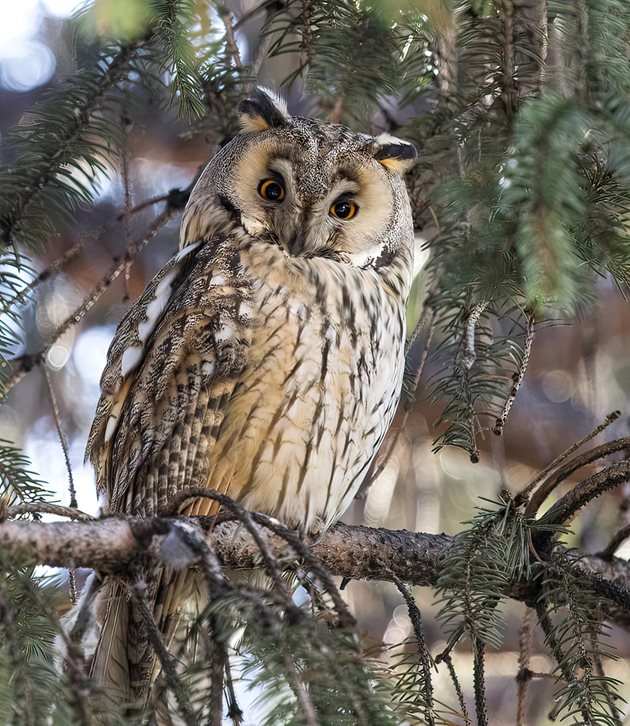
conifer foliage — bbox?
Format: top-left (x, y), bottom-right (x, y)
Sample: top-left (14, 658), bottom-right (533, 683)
top-left (1, 1), bottom-right (630, 724)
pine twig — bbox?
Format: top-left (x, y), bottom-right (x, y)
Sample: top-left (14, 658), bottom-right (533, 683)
top-left (127, 579), bottom-right (197, 726)
top-left (392, 576), bottom-right (435, 726)
top-left (6, 205), bottom-right (177, 394)
top-left (0, 586), bottom-right (36, 724)
top-left (1, 43), bottom-right (139, 246)
top-left (437, 652), bottom-right (471, 726)
top-left (168, 488), bottom-right (293, 603)
top-left (167, 486), bottom-right (354, 627)
top-left (600, 523), bottom-right (630, 561)
top-left (462, 302), bottom-right (487, 370)
top-left (535, 601), bottom-right (579, 719)
top-left (206, 623), bottom-right (226, 726)
top-left (472, 638), bottom-right (488, 726)
top-left (224, 655), bottom-right (243, 725)
top-left (516, 608), bottom-right (533, 726)
top-left (520, 410), bottom-right (621, 510)
top-left (589, 622), bottom-right (624, 723)
top-left (494, 312), bottom-right (535, 436)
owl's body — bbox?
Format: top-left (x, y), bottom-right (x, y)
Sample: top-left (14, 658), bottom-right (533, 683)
top-left (86, 90), bottom-right (416, 701)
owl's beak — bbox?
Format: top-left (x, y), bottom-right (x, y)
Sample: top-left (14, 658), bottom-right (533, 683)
top-left (286, 232), bottom-right (304, 256)
top-left (276, 217), bottom-right (305, 257)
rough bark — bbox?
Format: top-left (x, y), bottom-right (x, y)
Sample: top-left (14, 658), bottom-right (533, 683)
top-left (1, 516), bottom-right (628, 626)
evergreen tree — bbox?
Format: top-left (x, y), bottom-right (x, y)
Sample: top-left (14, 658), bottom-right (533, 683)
top-left (1, 1), bottom-right (629, 723)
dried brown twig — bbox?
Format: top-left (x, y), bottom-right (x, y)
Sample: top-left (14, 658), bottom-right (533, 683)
top-left (6, 206), bottom-right (176, 394)
top-left (538, 460), bottom-right (630, 529)
top-left (2, 502), bottom-right (94, 521)
top-left (494, 312), bottom-right (535, 436)
top-left (0, 191), bottom-right (174, 319)
top-left (519, 410), bottom-right (621, 510)
top-left (600, 523), bottom-right (630, 561)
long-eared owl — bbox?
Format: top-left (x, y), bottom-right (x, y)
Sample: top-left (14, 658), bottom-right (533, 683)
top-left (86, 87), bottom-right (417, 699)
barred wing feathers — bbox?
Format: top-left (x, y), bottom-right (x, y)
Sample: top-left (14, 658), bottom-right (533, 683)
top-left (85, 234), bottom-right (253, 698)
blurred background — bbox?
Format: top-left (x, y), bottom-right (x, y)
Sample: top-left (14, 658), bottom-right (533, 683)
top-left (2, 2), bottom-right (630, 723)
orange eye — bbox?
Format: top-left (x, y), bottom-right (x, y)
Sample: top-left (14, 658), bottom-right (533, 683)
top-left (258, 178), bottom-right (285, 202)
top-left (329, 199), bottom-right (358, 220)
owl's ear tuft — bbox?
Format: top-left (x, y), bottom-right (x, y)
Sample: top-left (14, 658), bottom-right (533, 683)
top-left (372, 133), bottom-right (417, 173)
top-left (238, 87), bottom-right (290, 133)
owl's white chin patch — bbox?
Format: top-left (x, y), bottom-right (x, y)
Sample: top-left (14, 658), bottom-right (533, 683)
top-left (347, 243), bottom-right (385, 268)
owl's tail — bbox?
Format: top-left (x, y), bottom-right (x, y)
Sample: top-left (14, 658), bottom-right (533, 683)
top-left (89, 498), bottom-right (219, 714)
top-left (90, 580), bottom-right (133, 703)
top-left (90, 520), bottom-right (215, 710)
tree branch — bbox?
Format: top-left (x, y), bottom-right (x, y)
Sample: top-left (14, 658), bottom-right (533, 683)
top-left (1, 517), bottom-right (629, 627)
top-left (0, 517), bottom-right (448, 582)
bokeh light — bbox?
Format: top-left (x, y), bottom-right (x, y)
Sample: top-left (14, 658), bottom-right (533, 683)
top-left (0, 39), bottom-right (56, 92)
top-left (0, 0), bottom-right (88, 91)
top-left (41, 0), bottom-right (87, 17)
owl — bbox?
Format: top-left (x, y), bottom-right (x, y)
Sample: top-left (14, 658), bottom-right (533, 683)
top-left (85, 87), bottom-right (417, 703)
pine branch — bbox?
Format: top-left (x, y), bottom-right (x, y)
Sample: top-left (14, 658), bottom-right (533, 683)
top-left (0, 42), bottom-right (139, 250)
top-left (1, 516), bottom-right (629, 628)
top-left (5, 203), bottom-right (178, 394)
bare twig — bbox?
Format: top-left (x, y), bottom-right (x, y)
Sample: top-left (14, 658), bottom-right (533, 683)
top-left (42, 367), bottom-right (76, 509)
top-left (516, 608), bottom-right (533, 726)
top-left (393, 576), bottom-right (435, 726)
top-left (438, 652), bottom-right (471, 726)
top-left (0, 191), bottom-right (174, 322)
top-left (4, 502), bottom-right (94, 521)
top-left (494, 312), bottom-right (535, 436)
top-left (523, 433), bottom-right (630, 518)
top-left (462, 302), bottom-right (487, 370)
top-left (600, 523), bottom-right (630, 561)
top-left (405, 286), bottom-right (437, 356)
top-left (6, 206), bottom-right (177, 393)
top-left (121, 115), bottom-right (133, 302)
top-left (219, 5), bottom-right (242, 68)
top-left (538, 460), bottom-right (630, 529)
top-left (519, 410), bottom-right (621, 507)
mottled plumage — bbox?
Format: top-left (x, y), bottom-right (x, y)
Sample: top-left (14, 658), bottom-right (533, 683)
top-left (86, 88), bottom-right (416, 702)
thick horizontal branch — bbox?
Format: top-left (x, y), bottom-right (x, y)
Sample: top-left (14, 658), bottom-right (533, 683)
top-left (0, 516), bottom-right (628, 626)
top-left (0, 517), bottom-right (449, 584)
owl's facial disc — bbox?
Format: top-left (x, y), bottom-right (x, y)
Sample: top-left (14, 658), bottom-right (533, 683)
top-left (181, 89), bottom-right (416, 263)
top-left (231, 141), bottom-right (401, 264)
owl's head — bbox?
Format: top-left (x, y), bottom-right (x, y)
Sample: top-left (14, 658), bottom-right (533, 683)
top-left (182, 88), bottom-right (416, 268)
